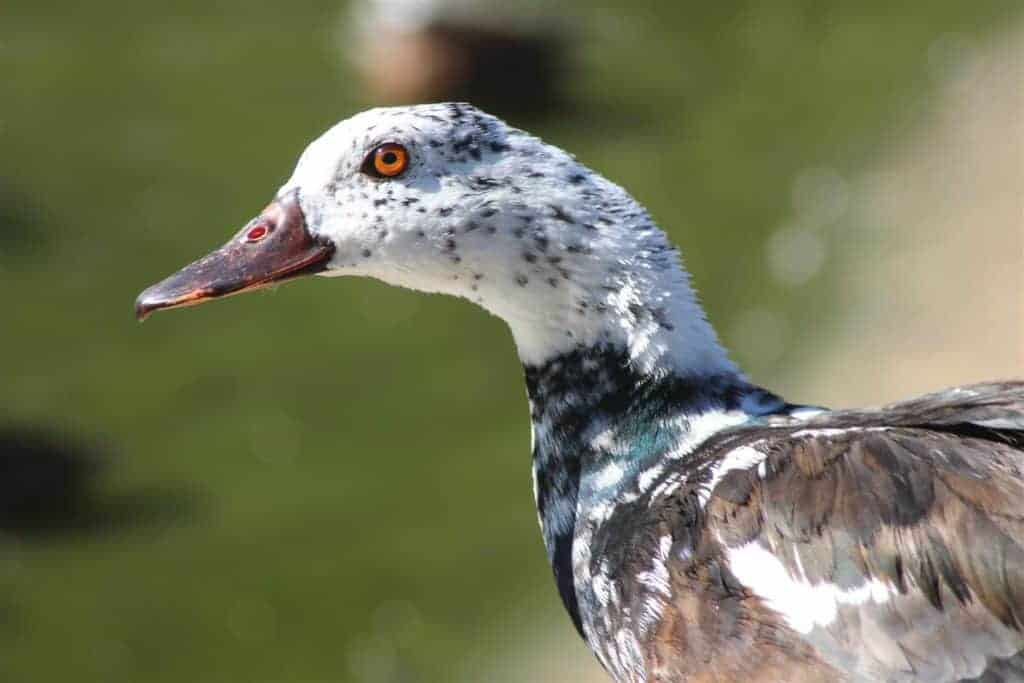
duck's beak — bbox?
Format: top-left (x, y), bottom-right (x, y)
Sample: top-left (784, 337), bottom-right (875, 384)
top-left (134, 190), bottom-right (334, 321)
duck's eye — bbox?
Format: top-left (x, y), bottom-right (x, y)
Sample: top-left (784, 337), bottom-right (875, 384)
top-left (363, 142), bottom-right (409, 178)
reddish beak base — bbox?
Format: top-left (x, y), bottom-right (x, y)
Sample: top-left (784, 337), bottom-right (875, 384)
top-left (134, 190), bottom-right (334, 321)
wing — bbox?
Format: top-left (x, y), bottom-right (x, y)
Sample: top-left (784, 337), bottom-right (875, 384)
top-left (704, 381), bottom-right (1024, 682)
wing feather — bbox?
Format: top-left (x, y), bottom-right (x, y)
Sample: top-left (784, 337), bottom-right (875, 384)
top-left (701, 383), bottom-right (1024, 681)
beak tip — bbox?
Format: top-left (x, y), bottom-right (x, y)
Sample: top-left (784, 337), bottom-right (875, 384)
top-left (134, 289), bottom-right (158, 322)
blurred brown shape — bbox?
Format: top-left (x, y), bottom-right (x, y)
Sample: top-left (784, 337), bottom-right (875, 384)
top-left (351, 1), bottom-right (568, 116)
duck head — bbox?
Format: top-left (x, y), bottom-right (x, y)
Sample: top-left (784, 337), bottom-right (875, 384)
top-left (136, 103), bottom-right (733, 374)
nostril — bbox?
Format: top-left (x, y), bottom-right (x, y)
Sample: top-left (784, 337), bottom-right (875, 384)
top-left (245, 225), bottom-right (269, 242)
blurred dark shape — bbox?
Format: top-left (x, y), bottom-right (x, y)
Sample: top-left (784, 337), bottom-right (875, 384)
top-left (0, 181), bottom-right (47, 260)
top-left (351, 2), bottom-right (569, 117)
top-left (0, 425), bottom-right (201, 538)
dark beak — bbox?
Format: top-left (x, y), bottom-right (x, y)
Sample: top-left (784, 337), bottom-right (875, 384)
top-left (134, 190), bottom-right (334, 321)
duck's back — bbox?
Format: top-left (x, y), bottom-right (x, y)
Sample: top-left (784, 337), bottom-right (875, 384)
top-left (575, 382), bottom-right (1024, 682)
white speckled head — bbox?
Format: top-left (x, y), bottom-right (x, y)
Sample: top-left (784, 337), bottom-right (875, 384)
top-left (282, 103), bottom-right (736, 375)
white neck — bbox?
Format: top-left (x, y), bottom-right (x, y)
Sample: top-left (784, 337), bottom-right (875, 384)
top-left (489, 250), bottom-right (737, 377)
top-left (466, 176), bottom-right (740, 378)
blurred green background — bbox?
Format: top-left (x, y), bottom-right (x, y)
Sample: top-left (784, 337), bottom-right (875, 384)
top-left (1, 1), bottom-right (1020, 681)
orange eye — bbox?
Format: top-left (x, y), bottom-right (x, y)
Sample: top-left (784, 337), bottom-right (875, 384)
top-left (368, 143), bottom-right (409, 178)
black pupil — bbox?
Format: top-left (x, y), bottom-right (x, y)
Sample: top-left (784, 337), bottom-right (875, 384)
top-left (381, 151), bottom-right (398, 165)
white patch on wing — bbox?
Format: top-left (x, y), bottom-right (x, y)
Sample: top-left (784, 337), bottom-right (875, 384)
top-left (789, 426), bottom-right (887, 438)
top-left (787, 406), bottom-right (827, 419)
top-left (699, 445), bottom-right (767, 506)
top-left (648, 472), bottom-right (682, 502)
top-left (636, 534), bottom-right (673, 637)
top-left (637, 463), bottom-right (665, 492)
top-left (973, 417), bottom-right (1024, 429)
top-left (613, 628), bottom-right (647, 683)
top-left (727, 541), bottom-right (895, 634)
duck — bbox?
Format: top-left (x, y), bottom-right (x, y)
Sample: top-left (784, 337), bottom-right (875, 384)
top-left (135, 103), bottom-right (1024, 683)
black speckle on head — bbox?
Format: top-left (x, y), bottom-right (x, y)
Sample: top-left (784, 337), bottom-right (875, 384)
top-left (533, 233), bottom-right (549, 251)
top-left (439, 206), bottom-right (453, 217)
top-left (550, 205), bottom-right (575, 224)
top-left (417, 207), bottom-right (427, 214)
top-left (447, 102), bottom-right (467, 120)
top-left (361, 249), bottom-right (372, 258)
top-left (513, 227), bottom-right (525, 239)
top-left (378, 230), bottom-right (388, 240)
top-left (473, 273), bottom-right (484, 280)
top-left (489, 141), bottom-right (511, 153)
top-left (445, 239), bottom-right (457, 251)
top-left (469, 176), bottom-right (501, 190)
top-left (465, 221), bottom-right (479, 232)
top-left (515, 273), bottom-right (529, 287)
top-left (523, 252), bottom-right (537, 264)
top-left (547, 255), bottom-right (563, 264)
top-left (469, 147), bottom-right (482, 161)
top-left (452, 132), bottom-right (475, 153)
top-left (528, 171), bottom-right (545, 178)
top-left (428, 138), bottom-right (443, 148)
top-left (402, 197), bottom-right (419, 206)
top-left (416, 230), bottom-right (426, 238)
top-left (652, 307), bottom-right (675, 331)
top-left (374, 199), bottom-right (387, 207)
top-left (480, 208), bottom-right (498, 218)
top-left (486, 226), bottom-right (497, 235)
top-left (547, 277), bottom-right (559, 288)
top-left (569, 173), bottom-right (586, 184)
top-left (450, 255), bottom-right (462, 263)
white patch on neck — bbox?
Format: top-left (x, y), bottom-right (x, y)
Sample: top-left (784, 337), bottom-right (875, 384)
top-left (726, 540), bottom-right (895, 634)
top-left (593, 460), bottom-right (626, 489)
top-left (669, 410), bottom-right (753, 459)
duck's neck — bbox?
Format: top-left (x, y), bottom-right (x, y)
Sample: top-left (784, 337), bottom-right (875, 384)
top-left (524, 342), bottom-right (783, 634)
